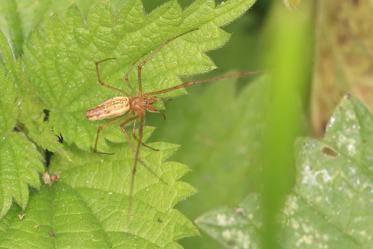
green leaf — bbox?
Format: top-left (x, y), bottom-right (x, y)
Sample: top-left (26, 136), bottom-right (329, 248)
top-left (212, 0), bottom-right (256, 27)
top-left (196, 193), bottom-right (262, 248)
top-left (0, 31), bottom-right (18, 78)
top-left (0, 0), bottom-right (23, 56)
top-left (0, 132), bottom-right (44, 219)
top-left (0, 61), bottom-right (45, 219)
top-left (0, 139), bottom-right (197, 248)
top-left (0, 0), bottom-right (100, 54)
top-left (0, 0), bottom-right (257, 244)
top-left (196, 96), bottom-right (373, 248)
top-left (0, 66), bottom-right (17, 136)
top-left (24, 0), bottom-right (256, 151)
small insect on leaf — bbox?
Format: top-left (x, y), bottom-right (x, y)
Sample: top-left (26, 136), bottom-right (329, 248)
top-left (18, 213), bottom-right (26, 221)
top-left (42, 172), bottom-right (60, 186)
top-left (321, 146), bottom-right (338, 157)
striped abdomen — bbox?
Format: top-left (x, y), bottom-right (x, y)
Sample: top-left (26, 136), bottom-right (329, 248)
top-left (86, 96), bottom-right (130, 121)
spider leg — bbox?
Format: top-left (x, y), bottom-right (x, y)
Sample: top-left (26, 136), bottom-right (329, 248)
top-left (148, 109), bottom-right (166, 120)
top-left (128, 116), bottom-right (145, 220)
top-left (124, 31), bottom-right (194, 95)
top-left (120, 118), bottom-right (166, 184)
top-left (138, 36), bottom-right (183, 94)
top-left (123, 69), bottom-right (134, 93)
top-left (92, 115), bottom-right (124, 154)
top-left (159, 111), bottom-right (166, 121)
top-left (132, 118), bottom-right (159, 151)
top-left (95, 58), bottom-right (128, 95)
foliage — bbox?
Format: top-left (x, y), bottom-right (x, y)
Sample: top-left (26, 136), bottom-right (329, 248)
top-left (196, 96), bottom-right (373, 248)
top-left (0, 0), bottom-right (257, 247)
top-left (24, 0), bottom-right (256, 151)
top-left (1, 0), bottom-right (371, 248)
top-left (0, 141), bottom-right (197, 248)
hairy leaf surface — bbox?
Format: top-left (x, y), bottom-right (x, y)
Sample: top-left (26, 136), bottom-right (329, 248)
top-left (24, 0), bottom-right (256, 151)
top-left (0, 132), bottom-right (44, 219)
top-left (0, 0), bottom-right (257, 246)
top-left (0, 139), bottom-right (197, 248)
top-left (0, 42), bottom-right (44, 219)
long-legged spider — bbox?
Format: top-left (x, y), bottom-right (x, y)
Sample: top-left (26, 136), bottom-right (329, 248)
top-left (86, 35), bottom-right (257, 217)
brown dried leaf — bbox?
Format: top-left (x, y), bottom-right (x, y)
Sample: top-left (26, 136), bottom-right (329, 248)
top-left (311, 0), bottom-right (373, 136)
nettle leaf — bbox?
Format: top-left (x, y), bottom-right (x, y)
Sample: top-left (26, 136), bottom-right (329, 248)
top-left (0, 0), bottom-right (257, 245)
top-left (0, 68), bottom-right (17, 136)
top-left (0, 132), bottom-right (44, 219)
top-left (196, 193), bottom-right (262, 248)
top-left (0, 40), bottom-right (45, 219)
top-left (24, 0), bottom-right (256, 151)
top-left (196, 96), bottom-right (373, 249)
top-left (0, 0), bottom-right (100, 54)
top-left (0, 137), bottom-right (197, 248)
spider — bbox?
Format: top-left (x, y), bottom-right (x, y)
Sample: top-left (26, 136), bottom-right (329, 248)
top-left (86, 34), bottom-right (257, 217)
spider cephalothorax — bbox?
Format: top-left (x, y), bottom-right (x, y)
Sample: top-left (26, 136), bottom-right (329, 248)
top-left (129, 95), bottom-right (158, 117)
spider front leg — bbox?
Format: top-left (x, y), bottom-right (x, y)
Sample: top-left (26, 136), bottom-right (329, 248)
top-left (95, 58), bottom-right (128, 95)
top-left (127, 116), bottom-right (145, 219)
top-left (124, 37), bottom-right (176, 95)
top-left (119, 116), bottom-right (138, 150)
top-left (132, 119), bottom-right (159, 151)
top-left (123, 68), bottom-right (135, 93)
top-left (121, 120), bottom-right (166, 185)
top-left (92, 116), bottom-right (124, 154)
top-left (120, 117), bottom-right (167, 184)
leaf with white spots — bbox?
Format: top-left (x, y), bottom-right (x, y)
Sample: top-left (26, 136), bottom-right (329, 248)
top-left (196, 194), bottom-right (262, 249)
top-left (197, 95), bottom-right (373, 249)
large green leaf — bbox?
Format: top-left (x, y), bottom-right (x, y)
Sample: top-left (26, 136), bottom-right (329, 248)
top-left (0, 67), bottom-right (17, 136)
top-left (0, 132), bottom-right (44, 219)
top-left (0, 40), bottom-right (45, 219)
top-left (196, 96), bottom-right (373, 248)
top-left (0, 0), bottom-right (101, 55)
top-left (0, 138), bottom-right (197, 248)
top-left (24, 0), bottom-right (256, 151)
top-left (0, 0), bottom-right (258, 245)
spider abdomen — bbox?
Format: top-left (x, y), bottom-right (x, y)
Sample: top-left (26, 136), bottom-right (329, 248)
top-left (86, 96), bottom-right (130, 121)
